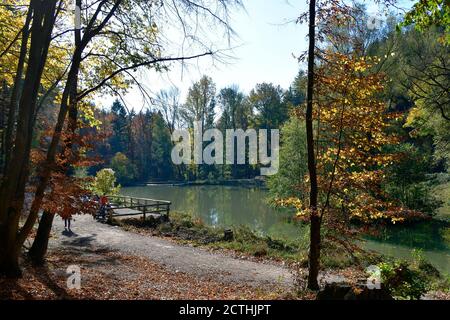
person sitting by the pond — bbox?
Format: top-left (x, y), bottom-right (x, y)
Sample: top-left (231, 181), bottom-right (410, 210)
top-left (98, 195), bottom-right (109, 220)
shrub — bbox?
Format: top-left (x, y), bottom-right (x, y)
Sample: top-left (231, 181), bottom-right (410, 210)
top-left (91, 168), bottom-right (121, 196)
top-left (412, 249), bottom-right (441, 279)
top-left (378, 260), bottom-right (429, 299)
top-left (251, 243), bottom-right (269, 257)
top-left (233, 225), bottom-right (263, 243)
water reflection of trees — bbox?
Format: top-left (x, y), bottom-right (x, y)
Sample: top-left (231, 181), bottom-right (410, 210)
top-left (123, 185), bottom-right (303, 239)
top-left (368, 220), bottom-right (450, 251)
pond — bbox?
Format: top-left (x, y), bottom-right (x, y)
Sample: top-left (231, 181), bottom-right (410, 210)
top-left (122, 185), bottom-right (450, 274)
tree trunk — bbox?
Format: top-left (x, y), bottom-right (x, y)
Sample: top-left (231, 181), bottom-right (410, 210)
top-left (28, 211), bottom-right (54, 265)
top-left (26, 72), bottom-right (79, 264)
top-left (308, 215), bottom-right (321, 290)
top-left (26, 0), bottom-right (124, 264)
top-left (3, 7), bottom-right (32, 171)
top-left (0, 213), bottom-right (22, 277)
top-left (0, 0), bottom-right (58, 277)
top-left (0, 81), bottom-right (7, 174)
top-left (0, 247), bottom-right (21, 278)
top-left (26, 70), bottom-right (80, 265)
top-left (305, 0), bottom-right (320, 290)
top-left (28, 2), bottom-right (82, 263)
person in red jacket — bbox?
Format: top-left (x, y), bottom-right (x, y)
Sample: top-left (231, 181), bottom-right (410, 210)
top-left (99, 195), bottom-right (109, 219)
top-left (100, 195), bottom-right (108, 207)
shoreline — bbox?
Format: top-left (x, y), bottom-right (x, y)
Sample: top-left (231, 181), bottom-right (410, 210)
top-left (126, 178), bottom-right (267, 188)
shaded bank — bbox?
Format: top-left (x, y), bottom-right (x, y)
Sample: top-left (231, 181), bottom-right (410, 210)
top-left (128, 178), bottom-right (267, 188)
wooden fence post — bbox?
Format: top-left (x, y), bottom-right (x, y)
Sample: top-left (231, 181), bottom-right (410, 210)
top-left (107, 207), bottom-right (113, 223)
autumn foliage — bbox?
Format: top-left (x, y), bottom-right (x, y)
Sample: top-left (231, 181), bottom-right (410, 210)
top-left (30, 130), bottom-right (98, 219)
top-left (277, 52), bottom-right (420, 232)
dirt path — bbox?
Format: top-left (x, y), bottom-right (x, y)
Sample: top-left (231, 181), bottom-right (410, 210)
top-left (49, 215), bottom-right (294, 288)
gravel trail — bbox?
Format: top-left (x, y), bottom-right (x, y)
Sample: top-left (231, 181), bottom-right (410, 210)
top-left (49, 215), bottom-right (294, 287)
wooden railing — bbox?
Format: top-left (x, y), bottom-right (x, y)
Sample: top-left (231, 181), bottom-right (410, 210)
top-left (106, 195), bottom-right (171, 220)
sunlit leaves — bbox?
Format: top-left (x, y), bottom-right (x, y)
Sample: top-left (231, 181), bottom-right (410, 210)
top-left (401, 0), bottom-right (450, 45)
top-left (90, 168), bottom-right (121, 196)
top-left (79, 100), bottom-right (102, 129)
top-left (279, 51), bottom-right (414, 224)
top-left (0, 1), bottom-right (28, 85)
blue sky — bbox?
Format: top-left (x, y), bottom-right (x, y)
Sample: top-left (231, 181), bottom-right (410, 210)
top-left (97, 0), bottom-right (413, 110)
top-left (193, 0), bottom-right (310, 93)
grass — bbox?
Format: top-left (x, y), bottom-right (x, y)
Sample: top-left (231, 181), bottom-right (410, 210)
top-left (207, 225), bottom-right (305, 262)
